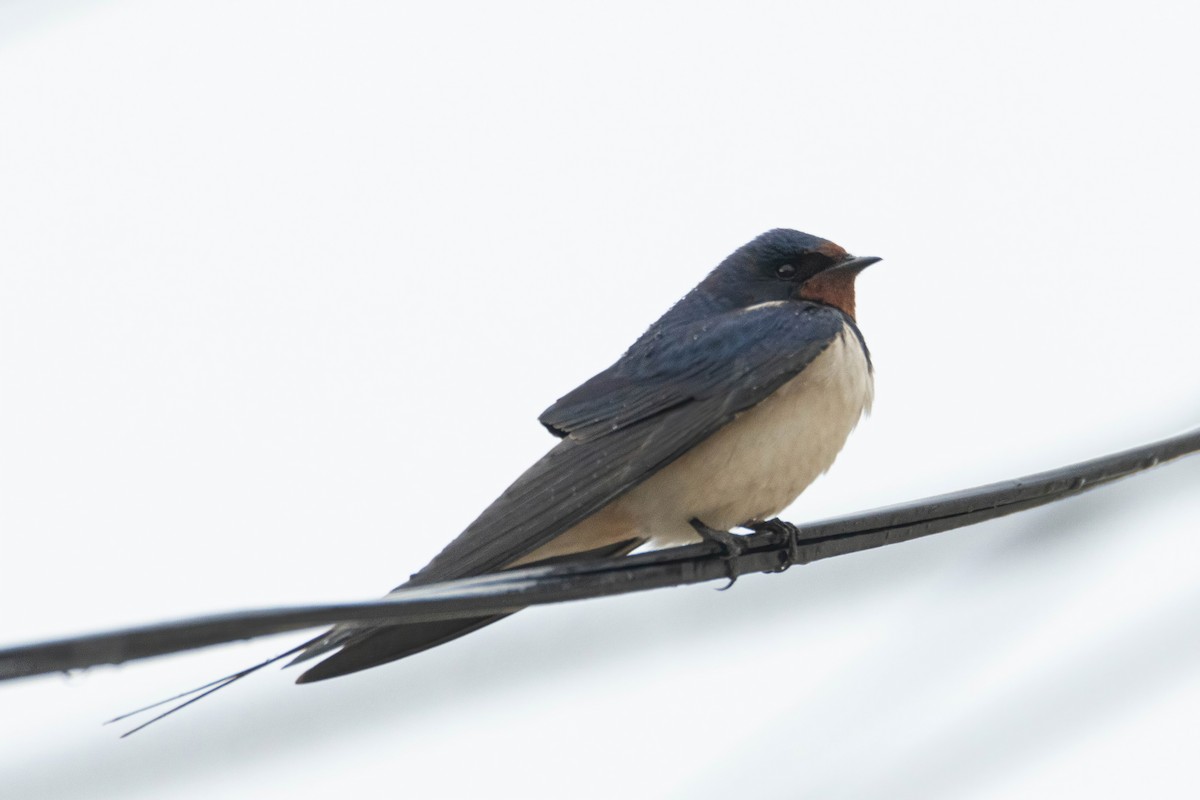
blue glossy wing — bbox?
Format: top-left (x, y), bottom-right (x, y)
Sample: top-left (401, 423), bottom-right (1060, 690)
top-left (415, 300), bottom-right (846, 581)
top-left (291, 301), bottom-right (847, 680)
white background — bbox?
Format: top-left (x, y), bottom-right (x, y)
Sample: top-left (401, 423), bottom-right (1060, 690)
top-left (2, 2), bottom-right (1198, 798)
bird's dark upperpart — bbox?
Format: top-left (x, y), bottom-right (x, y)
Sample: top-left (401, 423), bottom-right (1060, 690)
top-left (685, 228), bottom-right (880, 321)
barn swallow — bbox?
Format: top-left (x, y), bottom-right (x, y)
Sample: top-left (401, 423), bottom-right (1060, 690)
top-left (287, 228), bottom-right (880, 682)
top-left (121, 228), bottom-right (880, 729)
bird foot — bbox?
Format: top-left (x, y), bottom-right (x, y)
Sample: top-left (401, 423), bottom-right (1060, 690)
top-left (689, 518), bottom-right (745, 589)
top-left (745, 518), bottom-right (803, 572)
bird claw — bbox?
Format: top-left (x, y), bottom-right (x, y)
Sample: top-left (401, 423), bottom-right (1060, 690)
top-left (746, 518), bottom-right (803, 572)
top-left (689, 518), bottom-right (744, 589)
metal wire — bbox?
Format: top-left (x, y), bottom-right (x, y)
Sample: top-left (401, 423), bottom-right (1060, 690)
top-left (2, 427), bottom-right (1197, 683)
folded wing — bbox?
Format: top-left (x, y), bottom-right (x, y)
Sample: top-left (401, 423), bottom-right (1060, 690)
top-left (294, 301), bottom-right (847, 679)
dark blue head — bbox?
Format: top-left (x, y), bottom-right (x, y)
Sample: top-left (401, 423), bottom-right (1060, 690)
top-left (689, 229), bottom-right (881, 320)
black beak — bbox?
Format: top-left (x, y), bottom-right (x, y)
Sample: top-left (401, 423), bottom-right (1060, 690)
top-left (835, 255), bottom-right (882, 273)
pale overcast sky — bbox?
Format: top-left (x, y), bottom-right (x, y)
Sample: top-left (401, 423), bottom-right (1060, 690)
top-left (2, 2), bottom-right (1199, 798)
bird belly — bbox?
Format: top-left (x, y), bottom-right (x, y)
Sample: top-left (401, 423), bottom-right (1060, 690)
top-left (516, 324), bottom-right (873, 563)
top-left (617, 324), bottom-right (873, 546)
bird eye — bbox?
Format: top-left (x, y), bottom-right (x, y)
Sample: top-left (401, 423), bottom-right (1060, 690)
top-left (774, 263), bottom-right (798, 279)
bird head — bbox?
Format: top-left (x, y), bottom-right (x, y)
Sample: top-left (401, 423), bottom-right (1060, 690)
top-left (699, 228), bottom-right (881, 320)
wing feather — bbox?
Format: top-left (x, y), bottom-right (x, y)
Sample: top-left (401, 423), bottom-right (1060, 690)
top-left (414, 301), bottom-right (845, 582)
top-left (293, 301), bottom-right (847, 676)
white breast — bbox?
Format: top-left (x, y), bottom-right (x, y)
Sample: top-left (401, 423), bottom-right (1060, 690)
top-left (617, 323), bottom-right (874, 546)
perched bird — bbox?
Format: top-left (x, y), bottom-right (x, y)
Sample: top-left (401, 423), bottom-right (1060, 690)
top-left (119, 228), bottom-right (879, 731)
top-left (290, 227), bottom-right (880, 681)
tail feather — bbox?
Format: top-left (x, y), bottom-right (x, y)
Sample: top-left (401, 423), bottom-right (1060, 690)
top-left (295, 615), bottom-right (508, 683)
top-left (112, 536), bottom-right (647, 733)
top-left (109, 637), bottom-right (317, 736)
top-left (292, 535), bottom-right (647, 683)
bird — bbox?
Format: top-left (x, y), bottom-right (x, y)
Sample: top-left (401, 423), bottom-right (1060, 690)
top-left (117, 227), bottom-right (880, 731)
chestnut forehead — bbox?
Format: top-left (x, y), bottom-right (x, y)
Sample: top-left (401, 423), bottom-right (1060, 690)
top-left (815, 241), bottom-right (848, 260)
